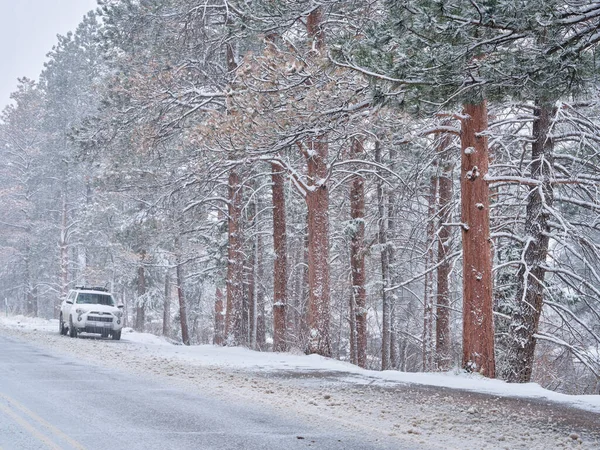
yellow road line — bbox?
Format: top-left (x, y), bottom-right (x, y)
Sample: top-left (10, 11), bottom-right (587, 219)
top-left (0, 393), bottom-right (86, 450)
top-left (0, 400), bottom-right (62, 450)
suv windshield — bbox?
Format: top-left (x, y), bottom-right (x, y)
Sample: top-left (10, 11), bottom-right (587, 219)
top-left (76, 293), bottom-right (115, 306)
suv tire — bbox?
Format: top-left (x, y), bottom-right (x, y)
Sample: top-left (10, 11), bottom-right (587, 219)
top-left (69, 317), bottom-right (78, 338)
top-left (59, 314), bottom-right (67, 335)
top-left (112, 330), bottom-right (121, 340)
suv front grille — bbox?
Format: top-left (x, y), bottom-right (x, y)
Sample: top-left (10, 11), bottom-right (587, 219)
top-left (88, 316), bottom-right (113, 323)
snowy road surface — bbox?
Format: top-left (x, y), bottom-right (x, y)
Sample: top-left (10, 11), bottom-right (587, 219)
top-left (1, 317), bottom-right (599, 449)
top-left (0, 334), bottom-right (413, 450)
top-left (0, 336), bottom-right (409, 450)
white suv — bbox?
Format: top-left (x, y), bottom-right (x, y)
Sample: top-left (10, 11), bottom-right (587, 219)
top-left (59, 287), bottom-right (124, 340)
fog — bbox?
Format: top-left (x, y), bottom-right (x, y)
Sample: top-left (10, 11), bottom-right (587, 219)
top-left (0, 0), bottom-right (97, 110)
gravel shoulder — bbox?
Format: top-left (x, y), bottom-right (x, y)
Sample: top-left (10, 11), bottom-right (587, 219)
top-left (2, 322), bottom-right (598, 450)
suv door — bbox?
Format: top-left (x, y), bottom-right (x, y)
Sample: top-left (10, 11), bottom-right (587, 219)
top-left (61, 291), bottom-right (76, 319)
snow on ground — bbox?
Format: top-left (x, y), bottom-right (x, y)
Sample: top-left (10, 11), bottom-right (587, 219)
top-left (2, 315), bottom-right (599, 449)
top-left (5, 314), bottom-right (596, 414)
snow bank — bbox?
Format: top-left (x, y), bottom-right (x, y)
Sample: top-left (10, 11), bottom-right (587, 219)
top-left (2, 314), bottom-right (599, 414)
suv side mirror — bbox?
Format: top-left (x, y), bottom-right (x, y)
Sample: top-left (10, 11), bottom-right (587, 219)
top-left (66, 300), bottom-right (73, 304)
top-left (118, 304), bottom-right (124, 309)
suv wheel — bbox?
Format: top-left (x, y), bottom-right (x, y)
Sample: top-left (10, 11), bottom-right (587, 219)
top-left (111, 330), bottom-right (121, 340)
top-left (59, 314), bottom-right (67, 335)
top-left (69, 317), bottom-right (78, 338)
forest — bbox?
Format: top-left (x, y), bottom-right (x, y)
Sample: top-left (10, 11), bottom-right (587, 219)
top-left (0, 0), bottom-right (599, 394)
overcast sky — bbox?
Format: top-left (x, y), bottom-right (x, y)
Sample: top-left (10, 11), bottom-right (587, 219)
top-left (0, 0), bottom-right (98, 110)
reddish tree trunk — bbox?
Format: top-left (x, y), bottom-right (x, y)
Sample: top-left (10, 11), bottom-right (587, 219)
top-left (436, 132), bottom-right (454, 371)
top-left (223, 26), bottom-right (245, 346)
top-left (225, 169), bottom-right (244, 346)
top-left (506, 102), bottom-right (555, 383)
top-left (175, 240), bottom-right (190, 346)
top-left (350, 138), bottom-right (367, 368)
top-left (460, 101), bottom-right (496, 378)
top-left (305, 138), bottom-right (331, 356)
top-left (303, 7), bottom-right (331, 357)
top-left (272, 163), bottom-right (288, 352)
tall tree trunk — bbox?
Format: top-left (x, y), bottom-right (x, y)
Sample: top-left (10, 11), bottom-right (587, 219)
top-left (350, 138), bottom-right (367, 368)
top-left (272, 163), bottom-right (288, 352)
top-left (388, 146), bottom-right (399, 369)
top-left (304, 7), bottom-right (331, 357)
top-left (247, 198), bottom-right (257, 349)
top-left (376, 141), bottom-right (391, 370)
top-left (305, 137), bottom-right (331, 356)
top-left (290, 221), bottom-right (309, 349)
top-left (460, 101), bottom-right (496, 378)
top-left (506, 102), bottom-right (555, 383)
top-left (77, 181), bottom-right (91, 286)
top-left (175, 243), bottom-right (190, 346)
top-left (436, 131), bottom-right (454, 371)
top-left (24, 242), bottom-right (35, 316)
top-left (223, 32), bottom-right (246, 346)
top-left (423, 171), bottom-right (437, 371)
top-left (213, 287), bottom-right (225, 345)
top-left (256, 231), bottom-right (267, 350)
top-left (135, 254), bottom-right (146, 332)
top-left (59, 193), bottom-right (69, 308)
top-left (225, 169), bottom-right (244, 346)
top-left (77, 245), bottom-right (87, 287)
top-left (163, 267), bottom-right (171, 336)
top-left (349, 289), bottom-right (357, 365)
top-left (243, 197), bottom-right (256, 345)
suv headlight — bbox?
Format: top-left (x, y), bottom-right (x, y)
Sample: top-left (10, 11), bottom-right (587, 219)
top-left (75, 308), bottom-right (87, 314)
top-left (114, 311), bottom-right (123, 318)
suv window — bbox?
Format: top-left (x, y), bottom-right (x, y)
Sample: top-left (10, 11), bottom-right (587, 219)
top-left (76, 293), bottom-right (115, 306)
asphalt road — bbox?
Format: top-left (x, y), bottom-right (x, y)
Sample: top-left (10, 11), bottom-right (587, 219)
top-left (0, 334), bottom-right (417, 450)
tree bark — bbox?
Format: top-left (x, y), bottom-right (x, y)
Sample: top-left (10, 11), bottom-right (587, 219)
top-left (163, 267), bottom-right (171, 336)
top-left (244, 197), bottom-right (256, 345)
top-left (388, 146), bottom-right (399, 369)
top-left (135, 255), bottom-right (146, 332)
top-left (423, 170), bottom-right (437, 372)
top-left (176, 263), bottom-right (190, 345)
top-left (376, 141), bottom-right (391, 370)
top-left (247, 198), bottom-right (257, 349)
top-left (436, 131), bottom-right (454, 371)
top-left (59, 193), bottom-right (69, 309)
top-left (175, 238), bottom-right (190, 346)
top-left (256, 231), bottom-right (267, 350)
top-left (305, 137), bottom-right (331, 356)
top-left (225, 169), bottom-right (244, 346)
top-left (506, 102), bottom-right (555, 383)
top-left (24, 242), bottom-right (35, 316)
top-left (460, 100), bottom-right (496, 378)
top-left (213, 287), bottom-right (225, 345)
top-left (272, 163), bottom-right (288, 351)
top-left (350, 138), bottom-right (367, 368)
top-left (304, 7), bottom-right (331, 357)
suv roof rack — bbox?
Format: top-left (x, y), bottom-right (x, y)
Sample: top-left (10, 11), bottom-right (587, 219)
top-left (74, 286), bottom-right (109, 292)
